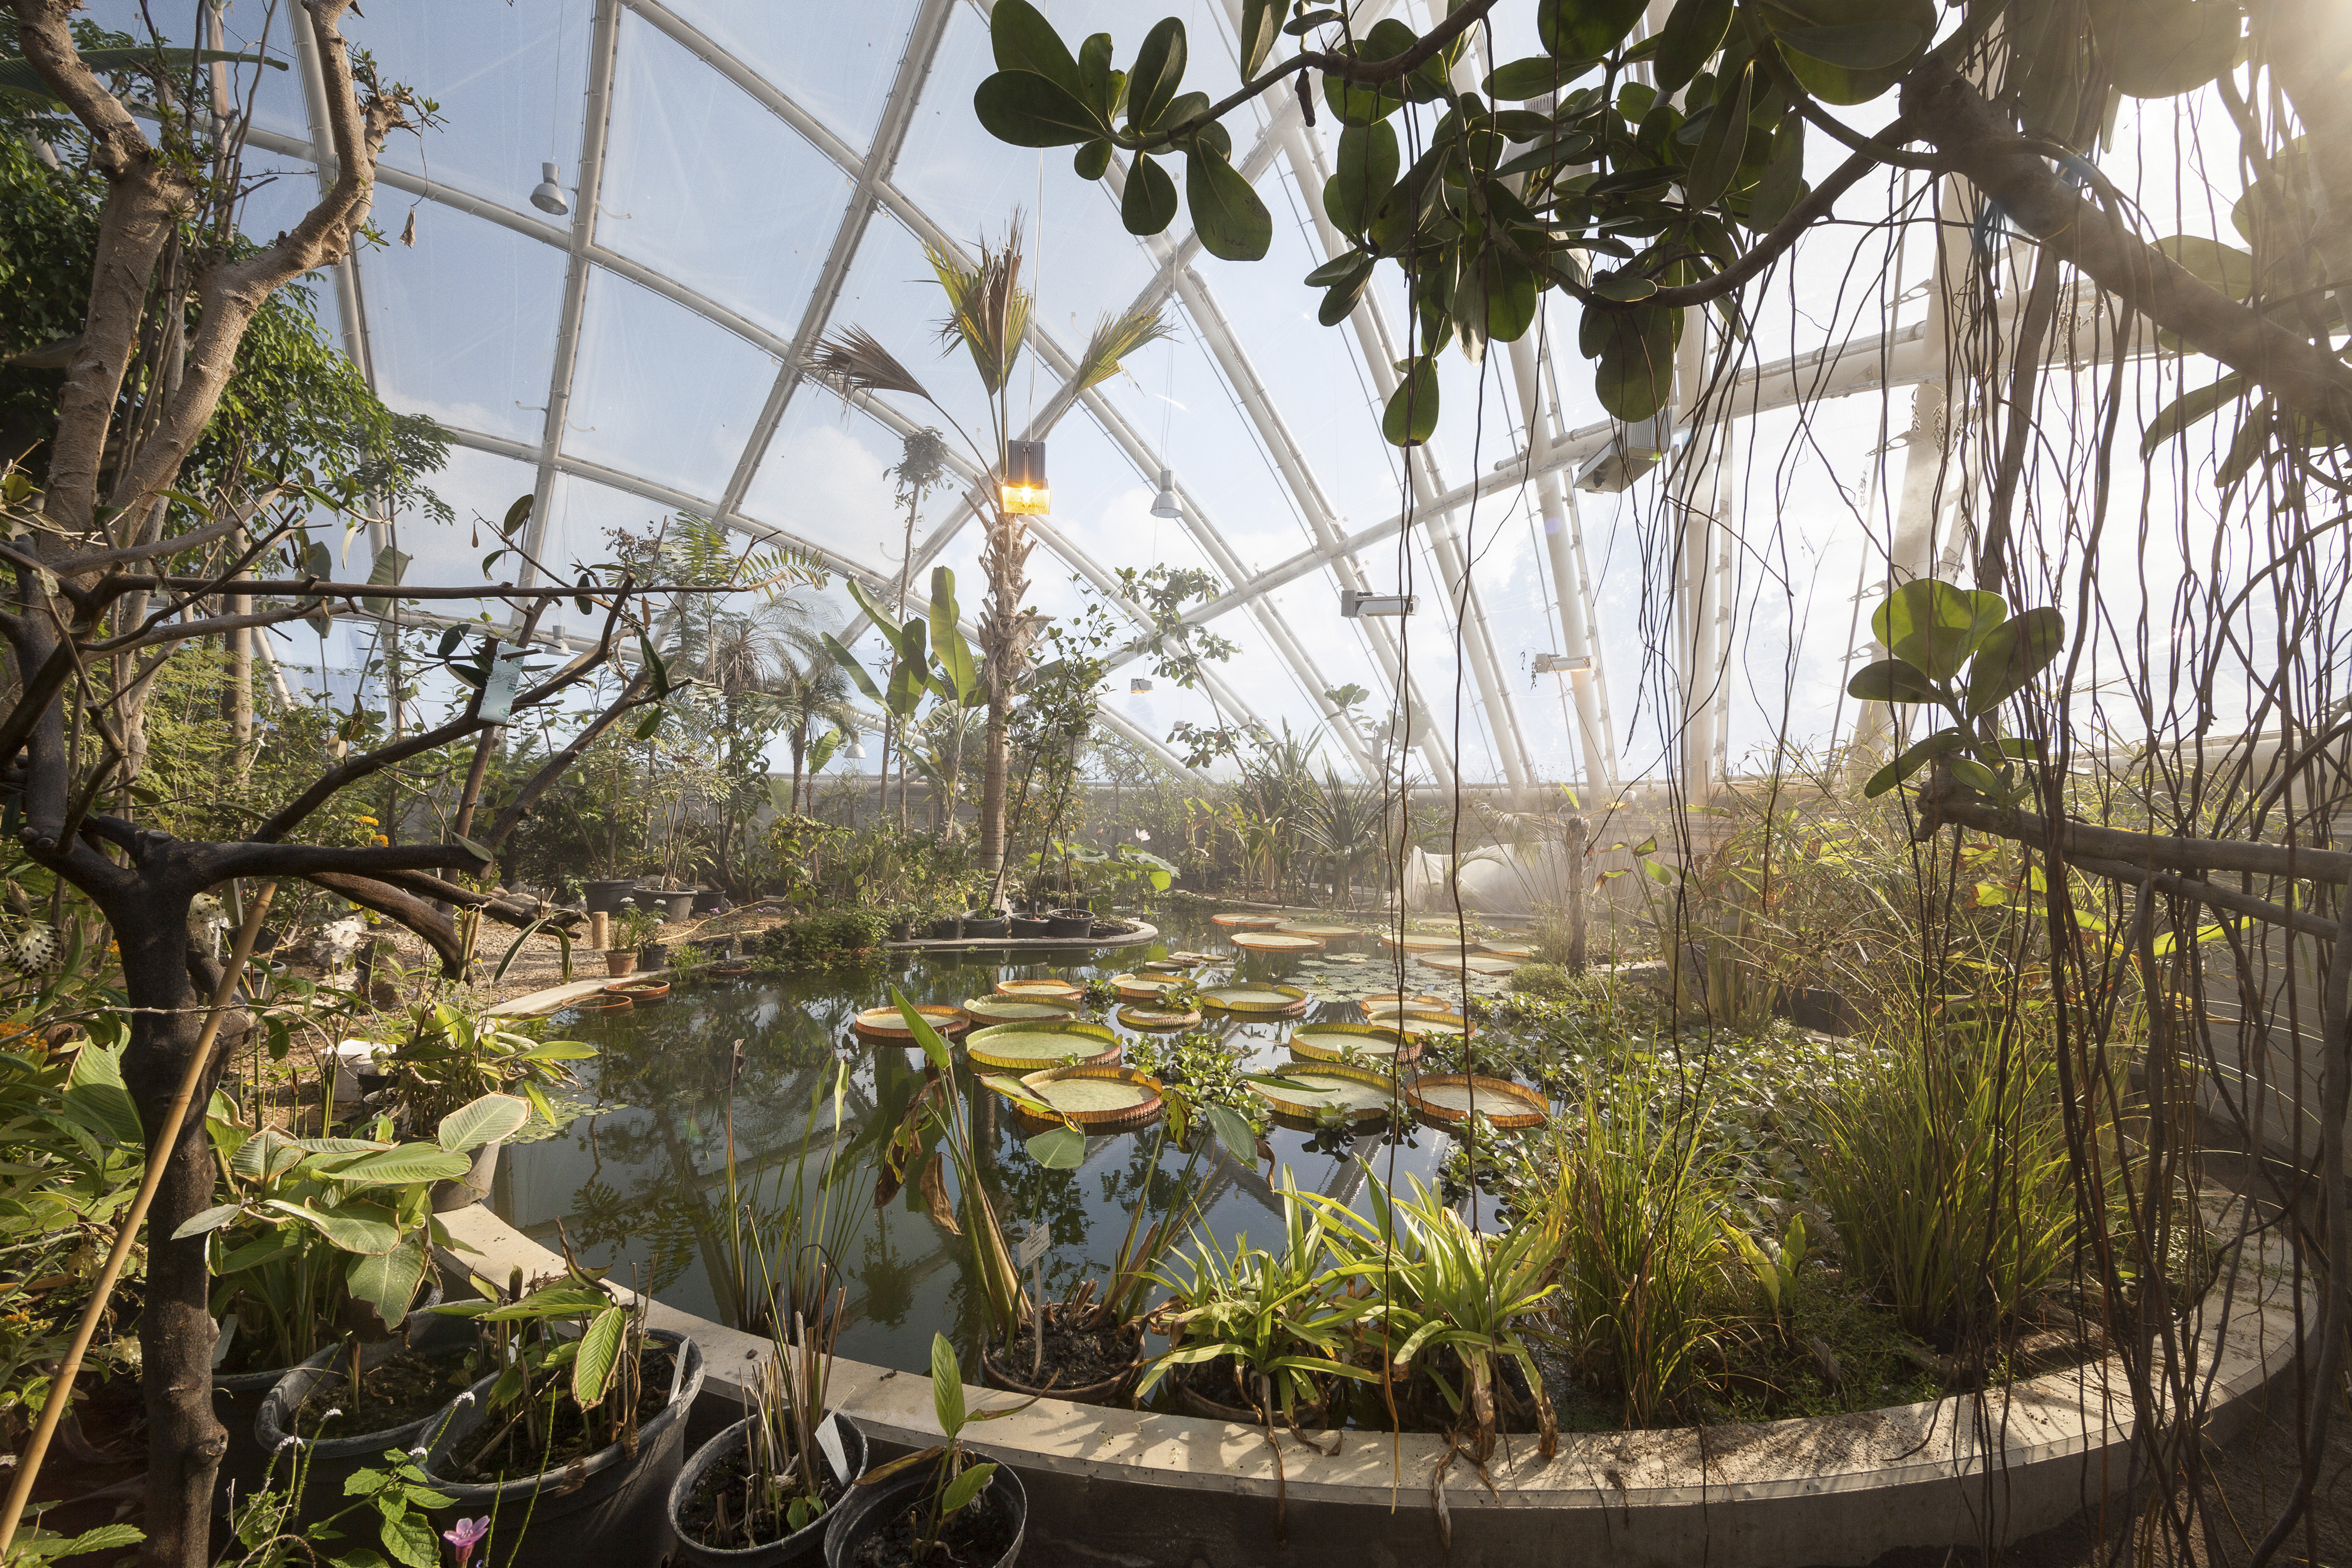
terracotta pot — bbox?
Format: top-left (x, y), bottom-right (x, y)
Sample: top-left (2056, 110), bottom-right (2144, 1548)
top-left (606, 951), bottom-right (639, 977)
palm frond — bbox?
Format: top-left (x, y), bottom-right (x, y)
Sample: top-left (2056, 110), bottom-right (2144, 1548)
top-left (805, 327), bottom-right (931, 402)
top-left (926, 224), bottom-right (1030, 395)
top-left (1073, 305), bottom-right (1175, 393)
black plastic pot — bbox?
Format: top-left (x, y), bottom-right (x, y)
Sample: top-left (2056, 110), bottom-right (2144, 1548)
top-left (584, 878), bottom-right (636, 915)
top-left (419, 1329), bottom-right (705, 1568)
top-left (1043, 910), bottom-right (1093, 940)
top-left (640, 942), bottom-right (669, 969)
top-left (668, 1413), bottom-right (868, 1568)
top-left (959, 911), bottom-right (1010, 940)
top-left (822, 1458), bottom-right (1025, 1568)
top-left (693, 889), bottom-right (727, 914)
top-left (1009, 915), bottom-right (1050, 938)
top-left (254, 1313), bottom-right (479, 1520)
top-left (215, 1274), bottom-right (443, 1507)
top-left (927, 918), bottom-right (961, 940)
top-left (430, 1140), bottom-right (501, 1212)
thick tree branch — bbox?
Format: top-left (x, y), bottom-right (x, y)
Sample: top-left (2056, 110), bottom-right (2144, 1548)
top-left (303, 871), bottom-right (467, 974)
top-left (485, 675), bottom-right (659, 853)
top-left (199, 838), bottom-right (489, 884)
top-left (1905, 59), bottom-right (2352, 441)
top-left (2066, 852), bottom-right (2340, 940)
top-left (1921, 780), bottom-right (2352, 885)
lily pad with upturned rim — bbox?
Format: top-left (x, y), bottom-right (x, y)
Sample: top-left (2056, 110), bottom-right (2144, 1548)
top-left (1108, 972), bottom-right (1181, 1002)
top-left (1405, 1074), bottom-right (1549, 1129)
top-left (1288, 1021), bottom-right (1423, 1068)
top-left (1210, 913), bottom-right (1286, 931)
top-left (998, 1063), bottom-right (1164, 1126)
top-left (1249, 1062), bottom-right (1401, 1123)
top-left (1199, 983), bottom-right (1313, 1017)
top-left (1478, 940), bottom-right (1538, 961)
top-left (1232, 931), bottom-right (1324, 955)
top-left (965, 1020), bottom-right (1122, 1071)
top-left (960, 995), bottom-right (1081, 1025)
top-left (1118, 1004), bottom-right (1202, 1031)
top-left (1274, 922), bottom-right (1365, 942)
top-left (1416, 952), bottom-right (1520, 977)
top-left (995, 977), bottom-right (1084, 1003)
top-left (853, 1004), bottom-right (970, 1040)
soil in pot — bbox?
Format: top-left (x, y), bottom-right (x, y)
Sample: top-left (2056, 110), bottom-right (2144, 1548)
top-left (841, 1478), bottom-right (1021, 1568)
top-left (982, 1308), bottom-right (1138, 1399)
top-left (325, 1346), bottom-right (472, 1430)
top-left (673, 1416), bottom-right (866, 1557)
top-left (449, 1343), bottom-right (678, 1479)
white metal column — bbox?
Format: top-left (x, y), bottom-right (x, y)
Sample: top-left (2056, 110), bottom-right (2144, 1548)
top-left (1506, 332), bottom-right (1611, 797)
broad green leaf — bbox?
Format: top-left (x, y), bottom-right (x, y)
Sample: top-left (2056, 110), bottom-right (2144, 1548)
top-left (990, 0), bottom-right (1084, 96)
top-left (939, 1461), bottom-right (997, 1516)
top-left (572, 1305), bottom-right (628, 1407)
top-left (2107, 0), bottom-right (2241, 98)
top-left (1860, 727), bottom-right (1966, 798)
top-left (1947, 755), bottom-right (2005, 796)
top-left (437, 1093), bottom-right (530, 1153)
top-left (973, 70), bottom-right (1104, 148)
top-left (377, 1494), bottom-right (437, 1568)
top-left (1965, 606), bottom-right (2067, 716)
top-left (346, 1241), bottom-right (429, 1329)
top-left (636, 633), bottom-right (672, 697)
top-left (1324, 121), bottom-right (1398, 236)
top-left (62, 1043), bottom-right (141, 1148)
top-left (1653, 0), bottom-right (1734, 95)
top-left (1025, 1124), bottom-right (1085, 1168)
top-left (262, 1198), bottom-right (402, 1255)
top-left (311, 1145), bottom-right (472, 1185)
top-left (1127, 17), bottom-right (1188, 131)
top-left (1591, 306), bottom-right (1676, 423)
top-left (1484, 56), bottom-right (1592, 101)
top-left (1073, 137), bottom-right (1112, 181)
top-left (823, 633), bottom-right (885, 703)
top-left (894, 988), bottom-right (954, 1074)
top-left (1121, 151), bottom-right (1179, 235)
top-left (1870, 579), bottom-right (2007, 681)
top-left (1683, 61), bottom-right (1753, 209)
top-left (2141, 370), bottom-right (2248, 457)
top-left (1845, 657), bottom-right (1940, 704)
top-left (1238, 0), bottom-right (1281, 78)
top-left (171, 1203), bottom-right (243, 1241)
top-left (1201, 1102), bottom-right (1259, 1166)
top-left (1762, 0), bottom-right (1932, 103)
top-left (1484, 252), bottom-right (1539, 343)
top-left (1747, 115), bottom-right (1807, 228)
top-left (1186, 143), bottom-right (1271, 261)
top-left (1772, 21), bottom-right (1921, 68)
top-left (1539, 0), bottom-right (1646, 61)
top-left (2153, 235), bottom-right (2254, 302)
top-left (1382, 356), bottom-right (1440, 446)
top-left (930, 1332), bottom-right (967, 1436)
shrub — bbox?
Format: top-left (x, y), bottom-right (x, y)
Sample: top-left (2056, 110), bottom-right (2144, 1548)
top-left (1509, 962), bottom-right (1574, 997)
top-left (759, 909), bottom-right (887, 965)
top-left (1805, 1024), bottom-right (2077, 1343)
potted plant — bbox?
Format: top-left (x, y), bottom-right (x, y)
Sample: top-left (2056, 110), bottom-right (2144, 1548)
top-left (824, 1336), bottom-right (1028, 1568)
top-left (614, 905), bottom-right (663, 972)
top-left (189, 1094), bottom-right (524, 1499)
top-left (421, 1262), bottom-right (706, 1568)
top-left (958, 905), bottom-right (1010, 940)
top-left (373, 1002), bottom-right (596, 1210)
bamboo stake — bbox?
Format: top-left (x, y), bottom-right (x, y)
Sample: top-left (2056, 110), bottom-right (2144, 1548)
top-left (0, 882), bottom-right (278, 1557)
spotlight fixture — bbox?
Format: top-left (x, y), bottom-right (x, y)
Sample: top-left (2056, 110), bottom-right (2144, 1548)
top-left (1532, 653), bottom-right (1591, 674)
top-left (846, 734), bottom-right (867, 760)
top-left (530, 162), bottom-right (570, 217)
top-left (1150, 469), bottom-right (1181, 518)
top-left (1341, 589), bottom-right (1417, 618)
top-left (1573, 414), bottom-right (1667, 494)
top-left (1001, 439), bottom-right (1051, 515)
top-left (1130, 677), bottom-right (1155, 694)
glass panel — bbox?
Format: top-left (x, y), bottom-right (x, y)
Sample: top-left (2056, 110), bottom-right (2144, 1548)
top-left (356, 205), bottom-right (567, 444)
top-left (599, 12), bottom-right (854, 339)
top-left (663, 0), bottom-right (920, 153)
top-left (736, 393), bottom-right (916, 575)
top-left (562, 265), bottom-right (778, 500)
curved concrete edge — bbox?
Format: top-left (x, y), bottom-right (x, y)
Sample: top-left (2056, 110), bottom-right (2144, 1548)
top-left (487, 970), bottom-right (670, 1017)
top-left (433, 1198), bottom-right (2308, 1564)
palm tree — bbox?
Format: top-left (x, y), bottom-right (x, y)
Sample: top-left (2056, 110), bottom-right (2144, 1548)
top-left (774, 644), bottom-right (860, 815)
top-left (805, 219), bottom-right (1171, 882)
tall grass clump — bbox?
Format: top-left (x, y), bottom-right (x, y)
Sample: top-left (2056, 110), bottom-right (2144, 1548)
top-left (1540, 1073), bottom-right (1734, 1426)
top-left (1806, 1021), bottom-right (2077, 1343)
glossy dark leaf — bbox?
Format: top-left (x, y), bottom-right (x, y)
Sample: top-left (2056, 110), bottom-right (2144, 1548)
top-left (1322, 18), bottom-right (1415, 125)
top-left (1862, 728), bottom-right (1965, 798)
top-left (1946, 756), bottom-right (2006, 797)
top-left (990, 0), bottom-right (1084, 95)
top-left (1870, 580), bottom-right (2006, 682)
top-left (1324, 121), bottom-right (1399, 235)
top-left (1128, 16), bottom-right (1188, 131)
top-left (1303, 250), bottom-right (1375, 289)
top-left (1845, 657), bottom-right (1940, 704)
top-left (1238, 0), bottom-right (1282, 78)
top-left (1077, 32), bottom-right (1118, 118)
top-left (1185, 143), bottom-right (1271, 260)
top-left (1965, 607), bottom-right (2067, 716)
top-left (1484, 252), bottom-right (1539, 342)
top-left (1539, 0), bottom-right (1648, 62)
top-left (1073, 139), bottom-right (1112, 180)
top-left (1383, 356), bottom-right (1440, 447)
top-left (1122, 153), bottom-right (1179, 235)
top-left (1746, 114), bottom-right (1807, 228)
top-left (1771, 21), bottom-right (1922, 69)
top-left (1683, 61), bottom-right (1752, 208)
top-left (2140, 369), bottom-right (2249, 458)
top-left (973, 70), bottom-right (1104, 148)
top-left (1591, 305), bottom-right (1676, 422)
top-left (1653, 0), bottom-right (1734, 95)
top-left (2107, 0), bottom-right (2242, 99)
top-left (1485, 55), bottom-right (1591, 100)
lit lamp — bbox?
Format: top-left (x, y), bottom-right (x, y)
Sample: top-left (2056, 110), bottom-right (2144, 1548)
top-left (1000, 439), bottom-right (1051, 515)
top-left (530, 162), bottom-right (570, 217)
top-left (1341, 589), bottom-right (1418, 618)
top-left (1532, 653), bottom-right (1591, 674)
top-left (1151, 469), bottom-right (1181, 518)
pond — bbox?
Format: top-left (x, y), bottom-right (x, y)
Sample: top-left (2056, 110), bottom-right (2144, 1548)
top-left (489, 915), bottom-right (1524, 1382)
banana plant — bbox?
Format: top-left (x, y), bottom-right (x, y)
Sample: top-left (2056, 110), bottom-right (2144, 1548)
top-left (184, 1092), bottom-right (530, 1368)
top-left (1844, 580), bottom-right (2066, 803)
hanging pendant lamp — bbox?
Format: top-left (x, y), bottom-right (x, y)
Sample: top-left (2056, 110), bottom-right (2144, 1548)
top-left (530, 162), bottom-right (570, 216)
top-left (1001, 440), bottom-right (1051, 515)
top-left (1151, 469), bottom-right (1181, 518)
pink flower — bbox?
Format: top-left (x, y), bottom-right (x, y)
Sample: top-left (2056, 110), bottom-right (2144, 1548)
top-left (443, 1517), bottom-right (490, 1568)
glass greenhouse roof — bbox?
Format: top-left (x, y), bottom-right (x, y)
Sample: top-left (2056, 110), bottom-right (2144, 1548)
top-left (78, 0), bottom-right (2240, 788)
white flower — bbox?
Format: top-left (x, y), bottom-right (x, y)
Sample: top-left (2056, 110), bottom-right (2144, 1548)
top-left (457, 1388), bottom-right (477, 1405)
top-left (320, 1407), bottom-right (342, 1420)
top-left (1135, 829), bottom-right (1151, 842)
top-left (275, 1436), bottom-right (298, 1453)
top-left (407, 1445), bottom-right (429, 1459)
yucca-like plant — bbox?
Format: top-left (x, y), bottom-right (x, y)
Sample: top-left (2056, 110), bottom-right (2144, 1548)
top-left (1305, 1172), bottom-right (1562, 1460)
top-left (804, 218), bottom-right (1171, 887)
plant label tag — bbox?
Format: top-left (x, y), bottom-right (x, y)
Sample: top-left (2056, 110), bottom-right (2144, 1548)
top-left (1017, 1226), bottom-right (1050, 1269)
top-left (476, 641), bottom-right (530, 723)
top-left (816, 1412), bottom-right (850, 1484)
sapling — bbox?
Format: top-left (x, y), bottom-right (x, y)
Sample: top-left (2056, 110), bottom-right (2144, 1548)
top-left (851, 1335), bottom-right (1030, 1562)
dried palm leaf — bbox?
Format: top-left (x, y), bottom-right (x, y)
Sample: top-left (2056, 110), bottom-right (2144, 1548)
top-left (804, 327), bottom-right (931, 401)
